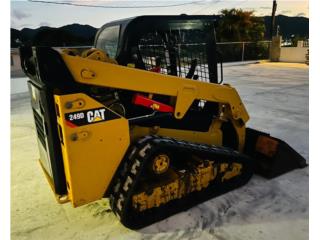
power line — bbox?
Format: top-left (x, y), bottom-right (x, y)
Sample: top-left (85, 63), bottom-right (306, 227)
top-left (191, 0), bottom-right (249, 15)
top-left (192, 0), bottom-right (221, 15)
top-left (28, 0), bottom-right (206, 9)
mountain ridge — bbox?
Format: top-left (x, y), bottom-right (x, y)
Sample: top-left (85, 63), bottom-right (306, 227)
top-left (11, 15), bottom-right (309, 47)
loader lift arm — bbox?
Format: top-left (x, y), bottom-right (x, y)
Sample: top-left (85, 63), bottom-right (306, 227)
top-left (62, 53), bottom-right (249, 123)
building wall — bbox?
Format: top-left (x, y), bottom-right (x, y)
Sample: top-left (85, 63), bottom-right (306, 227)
top-left (11, 49), bottom-right (22, 71)
top-left (280, 41), bottom-right (308, 63)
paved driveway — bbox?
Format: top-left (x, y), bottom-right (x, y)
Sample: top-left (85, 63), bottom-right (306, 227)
top-left (11, 62), bottom-right (308, 240)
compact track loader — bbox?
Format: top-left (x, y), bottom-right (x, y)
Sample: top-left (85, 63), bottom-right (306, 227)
top-left (20, 15), bottom-right (307, 229)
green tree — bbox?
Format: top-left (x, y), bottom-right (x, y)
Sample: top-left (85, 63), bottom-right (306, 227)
top-left (217, 8), bottom-right (265, 42)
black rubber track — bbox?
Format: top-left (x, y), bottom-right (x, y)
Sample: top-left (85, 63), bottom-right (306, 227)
top-left (109, 135), bottom-right (254, 229)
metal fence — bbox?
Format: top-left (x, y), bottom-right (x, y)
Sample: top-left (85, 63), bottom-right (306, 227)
top-left (59, 42), bottom-right (272, 63)
top-left (12, 41), bottom-right (272, 74)
top-left (302, 40), bottom-right (309, 48)
top-left (217, 41), bottom-right (271, 62)
top-left (281, 40), bottom-right (309, 48)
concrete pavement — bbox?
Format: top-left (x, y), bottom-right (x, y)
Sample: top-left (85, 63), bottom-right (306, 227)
top-left (11, 62), bottom-right (308, 240)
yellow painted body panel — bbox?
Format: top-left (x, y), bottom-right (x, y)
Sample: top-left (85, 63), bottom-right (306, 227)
top-left (54, 93), bottom-right (130, 207)
top-left (39, 160), bottom-right (69, 204)
top-left (61, 53), bottom-right (249, 123)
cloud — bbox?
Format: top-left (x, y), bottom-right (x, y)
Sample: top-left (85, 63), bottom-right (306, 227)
top-left (243, 7), bottom-right (255, 12)
top-left (12, 9), bottom-right (31, 20)
top-left (260, 7), bottom-right (271, 10)
top-left (39, 22), bottom-right (51, 27)
top-left (296, 12), bottom-right (306, 17)
top-left (280, 10), bottom-right (292, 14)
top-left (11, 19), bottom-right (17, 29)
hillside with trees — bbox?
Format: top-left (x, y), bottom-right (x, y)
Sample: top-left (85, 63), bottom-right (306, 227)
top-left (11, 24), bottom-right (97, 47)
top-left (264, 15), bottom-right (309, 39)
top-left (10, 13), bottom-right (308, 48)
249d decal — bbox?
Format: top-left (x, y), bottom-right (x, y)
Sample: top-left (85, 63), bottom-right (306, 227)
top-left (65, 107), bottom-right (119, 127)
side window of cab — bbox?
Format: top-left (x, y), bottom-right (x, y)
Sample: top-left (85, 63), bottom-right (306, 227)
top-left (95, 25), bottom-right (120, 58)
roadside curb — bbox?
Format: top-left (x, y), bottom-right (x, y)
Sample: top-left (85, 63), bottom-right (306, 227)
top-left (222, 60), bottom-right (263, 67)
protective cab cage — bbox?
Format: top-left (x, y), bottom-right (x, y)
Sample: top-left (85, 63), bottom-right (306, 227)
top-left (95, 15), bottom-right (222, 83)
top-left (94, 15), bottom-right (224, 133)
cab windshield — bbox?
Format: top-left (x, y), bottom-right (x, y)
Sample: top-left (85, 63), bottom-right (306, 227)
top-left (95, 25), bottom-right (120, 58)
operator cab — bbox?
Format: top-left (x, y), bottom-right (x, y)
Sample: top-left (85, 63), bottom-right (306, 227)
top-left (95, 15), bottom-right (220, 83)
top-left (94, 15), bottom-right (222, 132)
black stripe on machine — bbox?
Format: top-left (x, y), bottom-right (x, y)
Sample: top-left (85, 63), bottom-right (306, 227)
top-left (64, 107), bottom-right (120, 127)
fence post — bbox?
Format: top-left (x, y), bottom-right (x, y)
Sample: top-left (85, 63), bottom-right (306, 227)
top-left (270, 36), bottom-right (282, 62)
top-left (241, 42), bottom-right (245, 61)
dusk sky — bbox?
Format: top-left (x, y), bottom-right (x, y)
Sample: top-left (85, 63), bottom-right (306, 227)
top-left (11, 0), bottom-right (309, 30)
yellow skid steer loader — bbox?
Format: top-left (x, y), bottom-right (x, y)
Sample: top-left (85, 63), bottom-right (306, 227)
top-left (20, 15), bottom-right (306, 229)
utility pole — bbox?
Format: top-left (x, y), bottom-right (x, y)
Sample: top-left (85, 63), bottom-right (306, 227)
top-left (270, 0), bottom-right (277, 38)
top-left (269, 0), bottom-right (280, 62)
